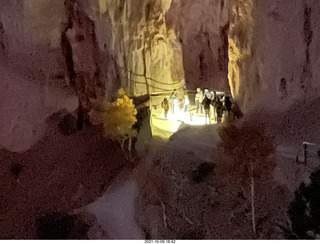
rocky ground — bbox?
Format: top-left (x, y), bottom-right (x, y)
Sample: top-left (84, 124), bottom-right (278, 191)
top-left (133, 96), bottom-right (319, 239)
top-left (0, 115), bottom-right (128, 239)
top-left (1, 88), bottom-right (319, 239)
top-left (133, 123), bottom-right (282, 239)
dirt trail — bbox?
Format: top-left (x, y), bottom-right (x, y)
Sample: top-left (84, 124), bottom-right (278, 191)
top-left (79, 172), bottom-right (144, 239)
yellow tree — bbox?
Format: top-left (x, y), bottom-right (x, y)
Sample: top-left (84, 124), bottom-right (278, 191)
top-left (90, 88), bottom-right (137, 158)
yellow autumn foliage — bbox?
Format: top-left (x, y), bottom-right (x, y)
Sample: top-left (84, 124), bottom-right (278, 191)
top-left (90, 88), bottom-right (137, 141)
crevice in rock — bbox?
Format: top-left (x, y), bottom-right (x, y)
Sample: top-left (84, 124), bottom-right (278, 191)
top-left (220, 23), bottom-right (229, 90)
top-left (61, 0), bottom-right (105, 129)
top-left (300, 2), bottom-right (313, 101)
top-left (0, 21), bottom-right (5, 51)
top-left (61, 0), bottom-right (76, 87)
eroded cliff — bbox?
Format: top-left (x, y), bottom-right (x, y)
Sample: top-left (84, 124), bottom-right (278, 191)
top-left (1, 0), bottom-right (320, 150)
top-left (166, 0), bottom-right (230, 91)
top-left (228, 0), bottom-right (320, 109)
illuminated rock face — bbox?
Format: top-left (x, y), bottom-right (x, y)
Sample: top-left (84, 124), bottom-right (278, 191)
top-left (95, 0), bottom-right (185, 95)
top-left (0, 0), bottom-right (186, 151)
top-left (166, 0), bottom-right (230, 91)
top-left (1, 0), bottom-right (230, 100)
top-left (228, 0), bottom-right (320, 109)
top-left (227, 0), bottom-right (255, 108)
top-left (3, 0), bottom-right (320, 107)
top-left (1, 0), bottom-right (320, 151)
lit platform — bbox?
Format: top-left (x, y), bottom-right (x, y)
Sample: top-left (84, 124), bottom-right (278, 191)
top-left (150, 105), bottom-right (218, 139)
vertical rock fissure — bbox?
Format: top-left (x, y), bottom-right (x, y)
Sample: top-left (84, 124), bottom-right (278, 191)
top-left (221, 23), bottom-right (230, 92)
top-left (61, 0), bottom-right (104, 130)
top-left (61, 0), bottom-right (76, 87)
top-left (143, 4), bottom-right (150, 95)
top-left (300, 2), bottom-right (313, 103)
top-left (0, 21), bottom-right (6, 53)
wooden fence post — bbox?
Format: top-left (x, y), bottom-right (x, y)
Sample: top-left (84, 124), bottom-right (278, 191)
top-left (303, 143), bottom-right (307, 165)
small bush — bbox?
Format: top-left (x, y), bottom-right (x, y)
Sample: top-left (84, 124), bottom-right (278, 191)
top-left (89, 88), bottom-right (137, 142)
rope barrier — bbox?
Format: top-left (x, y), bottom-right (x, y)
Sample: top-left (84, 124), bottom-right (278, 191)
top-left (133, 79), bottom-right (185, 91)
top-left (114, 61), bottom-right (185, 88)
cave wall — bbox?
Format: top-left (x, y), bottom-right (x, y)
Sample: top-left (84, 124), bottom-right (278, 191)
top-left (0, 0), bottom-right (111, 151)
top-left (2, 0), bottom-right (320, 152)
top-left (0, 0), bottom-right (79, 152)
top-left (1, 0), bottom-right (232, 99)
top-left (255, 0), bottom-right (320, 105)
top-left (93, 0), bottom-right (185, 95)
top-left (0, 0), bottom-right (67, 82)
top-left (228, 0), bottom-right (320, 110)
top-left (166, 0), bottom-right (230, 91)
top-left (0, 0), bottom-right (186, 151)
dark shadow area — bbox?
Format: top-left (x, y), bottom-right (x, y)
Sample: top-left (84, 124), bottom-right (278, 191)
top-left (191, 162), bottom-right (214, 184)
top-left (10, 163), bottom-right (24, 178)
top-left (36, 212), bottom-right (90, 239)
top-left (285, 169), bottom-right (320, 239)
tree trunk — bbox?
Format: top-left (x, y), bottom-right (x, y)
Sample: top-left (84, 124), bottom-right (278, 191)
top-left (304, 143), bottom-right (308, 165)
top-left (121, 138), bottom-right (126, 151)
top-left (128, 135), bottom-right (132, 159)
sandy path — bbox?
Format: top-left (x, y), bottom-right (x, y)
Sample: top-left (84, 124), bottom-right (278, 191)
top-left (83, 172), bottom-right (144, 239)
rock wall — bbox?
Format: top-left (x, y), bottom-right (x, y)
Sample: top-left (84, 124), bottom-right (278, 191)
top-left (94, 0), bottom-right (185, 95)
top-left (256, 0), bottom-right (320, 106)
top-left (0, 0), bottom-right (186, 151)
top-left (227, 0), bottom-right (255, 108)
top-left (228, 0), bottom-right (320, 110)
top-left (2, 0), bottom-right (320, 152)
top-left (0, 0), bottom-right (66, 82)
top-left (166, 0), bottom-right (230, 91)
top-left (0, 0), bottom-right (79, 152)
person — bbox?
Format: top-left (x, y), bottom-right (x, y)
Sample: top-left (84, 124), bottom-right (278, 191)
top-left (203, 88), bottom-right (211, 99)
top-left (210, 91), bottom-right (217, 121)
top-left (169, 89), bottom-right (177, 114)
top-left (224, 96), bottom-right (232, 119)
top-left (202, 94), bottom-right (211, 124)
top-left (161, 97), bottom-right (169, 119)
top-left (215, 97), bottom-right (224, 123)
top-left (195, 88), bottom-right (203, 113)
top-left (183, 92), bottom-right (189, 112)
top-left (231, 101), bottom-right (243, 120)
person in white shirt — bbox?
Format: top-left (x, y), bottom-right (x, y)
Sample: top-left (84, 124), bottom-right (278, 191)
top-left (195, 88), bottom-right (203, 114)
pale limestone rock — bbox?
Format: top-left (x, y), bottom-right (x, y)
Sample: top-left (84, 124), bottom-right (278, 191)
top-left (2, 0), bottom-right (320, 152)
top-left (228, 0), bottom-right (255, 109)
top-left (23, 0), bottom-right (66, 48)
top-left (166, 0), bottom-right (230, 91)
top-left (93, 0), bottom-right (185, 96)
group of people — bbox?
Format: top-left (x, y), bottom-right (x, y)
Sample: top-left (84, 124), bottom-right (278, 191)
top-left (196, 88), bottom-right (232, 124)
top-left (161, 89), bottom-right (189, 119)
top-left (161, 88), bottom-right (232, 123)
